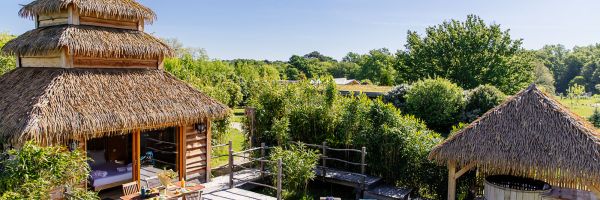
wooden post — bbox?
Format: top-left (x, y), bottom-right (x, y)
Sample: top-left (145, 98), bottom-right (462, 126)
top-left (260, 142), bottom-right (265, 179)
top-left (322, 142), bottom-right (327, 176)
top-left (206, 118), bottom-right (212, 182)
top-left (360, 147), bottom-right (366, 175)
top-left (228, 140), bottom-right (234, 189)
top-left (177, 126), bottom-right (186, 181)
top-left (132, 130), bottom-right (141, 185)
top-left (277, 158), bottom-right (283, 200)
top-left (447, 161), bottom-right (457, 200)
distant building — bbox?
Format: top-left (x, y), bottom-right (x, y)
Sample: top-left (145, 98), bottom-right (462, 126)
top-left (334, 78), bottom-right (360, 85)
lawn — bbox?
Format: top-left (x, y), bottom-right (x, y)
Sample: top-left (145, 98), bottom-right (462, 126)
top-left (556, 96), bottom-right (600, 118)
top-left (211, 128), bottom-right (246, 167)
top-left (336, 85), bottom-right (393, 93)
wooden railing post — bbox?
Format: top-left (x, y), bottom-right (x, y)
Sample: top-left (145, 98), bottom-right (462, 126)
top-left (228, 140), bottom-right (233, 189)
top-left (322, 142), bottom-right (327, 168)
top-left (277, 158), bottom-right (283, 200)
top-left (322, 141), bottom-right (327, 176)
top-left (260, 142), bottom-right (265, 179)
top-left (360, 147), bottom-right (366, 175)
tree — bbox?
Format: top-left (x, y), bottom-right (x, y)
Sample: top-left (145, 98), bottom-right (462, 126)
top-left (567, 83), bottom-right (585, 99)
top-left (464, 85), bottom-right (506, 121)
top-left (269, 144), bottom-right (320, 199)
top-left (535, 45), bottom-right (569, 93)
top-left (402, 15), bottom-right (534, 94)
top-left (303, 51), bottom-right (336, 62)
top-left (0, 142), bottom-right (98, 199)
top-left (533, 62), bottom-right (556, 94)
top-left (588, 109), bottom-right (600, 128)
top-left (354, 49), bottom-right (397, 86)
top-left (0, 32), bottom-right (16, 75)
top-left (405, 78), bottom-right (465, 133)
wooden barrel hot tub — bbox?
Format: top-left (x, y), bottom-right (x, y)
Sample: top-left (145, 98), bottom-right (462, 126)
top-left (484, 175), bottom-right (551, 200)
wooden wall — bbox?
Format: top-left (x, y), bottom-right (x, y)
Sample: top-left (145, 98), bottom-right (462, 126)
top-left (183, 120), bottom-right (211, 182)
top-left (37, 11), bottom-right (69, 27)
top-left (19, 51), bottom-right (162, 69)
top-left (79, 15), bottom-right (140, 30)
top-left (36, 6), bottom-right (143, 31)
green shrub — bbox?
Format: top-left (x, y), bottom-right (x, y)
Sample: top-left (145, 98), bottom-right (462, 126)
top-left (464, 85), bottom-right (506, 121)
top-left (269, 144), bottom-right (320, 199)
top-left (405, 78), bottom-right (465, 132)
top-left (383, 84), bottom-right (411, 110)
top-left (588, 109), bottom-right (600, 128)
top-left (0, 142), bottom-right (98, 200)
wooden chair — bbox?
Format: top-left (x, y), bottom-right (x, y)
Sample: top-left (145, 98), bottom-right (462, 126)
top-left (122, 181), bottom-right (140, 196)
top-left (182, 191), bottom-right (202, 200)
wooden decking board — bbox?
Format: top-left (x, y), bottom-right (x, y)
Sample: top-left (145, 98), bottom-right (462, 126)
top-left (315, 166), bottom-right (382, 188)
top-left (202, 169), bottom-right (275, 200)
top-left (203, 188), bottom-right (276, 200)
top-left (363, 184), bottom-right (412, 200)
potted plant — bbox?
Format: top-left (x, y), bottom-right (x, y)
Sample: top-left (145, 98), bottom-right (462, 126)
top-left (157, 169), bottom-right (177, 187)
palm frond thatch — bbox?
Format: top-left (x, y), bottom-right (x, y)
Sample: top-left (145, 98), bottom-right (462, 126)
top-left (20, 0), bottom-right (156, 23)
top-left (429, 84), bottom-right (600, 185)
top-left (0, 67), bottom-right (229, 146)
top-left (2, 25), bottom-right (172, 59)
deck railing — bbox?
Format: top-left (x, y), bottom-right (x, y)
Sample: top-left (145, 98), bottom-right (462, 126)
top-left (293, 141), bottom-right (368, 190)
top-left (211, 141), bottom-right (283, 200)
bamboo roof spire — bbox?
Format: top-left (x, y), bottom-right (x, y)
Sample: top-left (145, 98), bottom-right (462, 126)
top-left (429, 84), bottom-right (600, 186)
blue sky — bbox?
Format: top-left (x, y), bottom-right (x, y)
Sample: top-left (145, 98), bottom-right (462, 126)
top-left (1, 0), bottom-right (600, 60)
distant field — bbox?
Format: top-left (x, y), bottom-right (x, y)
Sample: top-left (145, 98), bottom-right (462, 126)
top-left (556, 97), bottom-right (600, 118)
top-left (337, 85), bottom-right (393, 93)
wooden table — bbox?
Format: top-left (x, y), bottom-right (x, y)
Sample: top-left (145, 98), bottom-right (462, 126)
top-left (120, 181), bottom-right (205, 200)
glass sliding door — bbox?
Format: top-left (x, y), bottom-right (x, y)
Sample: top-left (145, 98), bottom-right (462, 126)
top-left (139, 127), bottom-right (179, 181)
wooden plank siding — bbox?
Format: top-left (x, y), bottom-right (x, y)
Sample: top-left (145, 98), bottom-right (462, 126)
top-left (21, 56), bottom-right (62, 68)
top-left (38, 11), bottom-right (69, 27)
top-left (79, 16), bottom-right (139, 30)
top-left (73, 56), bottom-right (159, 69)
top-left (184, 120), bottom-right (211, 182)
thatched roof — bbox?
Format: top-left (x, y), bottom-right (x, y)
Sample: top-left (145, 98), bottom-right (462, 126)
top-left (20, 0), bottom-right (156, 23)
top-left (429, 84), bottom-right (600, 185)
top-left (2, 25), bottom-right (172, 59)
top-left (0, 67), bottom-right (229, 145)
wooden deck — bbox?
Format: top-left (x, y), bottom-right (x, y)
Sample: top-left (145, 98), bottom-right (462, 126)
top-left (315, 166), bottom-right (382, 188)
top-left (203, 188), bottom-right (276, 200)
top-left (203, 168), bottom-right (263, 193)
top-left (202, 168), bottom-right (276, 200)
top-left (364, 184), bottom-right (412, 200)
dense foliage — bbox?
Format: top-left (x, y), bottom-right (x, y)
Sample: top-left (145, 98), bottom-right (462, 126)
top-left (535, 44), bottom-right (600, 95)
top-left (400, 15), bottom-right (535, 94)
top-left (0, 142), bottom-right (98, 200)
top-left (588, 109), bottom-right (600, 128)
top-left (248, 79), bottom-right (446, 198)
top-left (0, 33), bottom-right (16, 75)
top-left (405, 78), bottom-right (466, 132)
top-left (269, 144), bottom-right (320, 199)
top-left (383, 84), bottom-right (411, 109)
top-left (464, 85), bottom-right (507, 121)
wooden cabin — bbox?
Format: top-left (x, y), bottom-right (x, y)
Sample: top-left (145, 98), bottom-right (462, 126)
top-left (1, 0), bottom-right (229, 192)
top-left (429, 84), bottom-right (600, 199)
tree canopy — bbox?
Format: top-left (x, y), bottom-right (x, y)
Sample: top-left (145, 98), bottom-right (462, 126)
top-left (400, 15), bottom-right (534, 94)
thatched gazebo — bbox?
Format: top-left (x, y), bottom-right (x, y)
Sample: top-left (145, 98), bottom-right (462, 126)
top-left (1, 0), bottom-right (228, 191)
top-left (429, 84), bottom-right (600, 199)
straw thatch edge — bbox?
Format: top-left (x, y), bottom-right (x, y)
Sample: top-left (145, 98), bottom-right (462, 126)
top-left (19, 0), bottom-right (156, 23)
top-left (428, 84), bottom-right (600, 185)
top-left (1, 25), bottom-right (173, 59)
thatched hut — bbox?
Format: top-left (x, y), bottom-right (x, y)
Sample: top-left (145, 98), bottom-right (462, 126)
top-left (1, 0), bottom-right (228, 191)
top-left (429, 84), bottom-right (600, 199)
